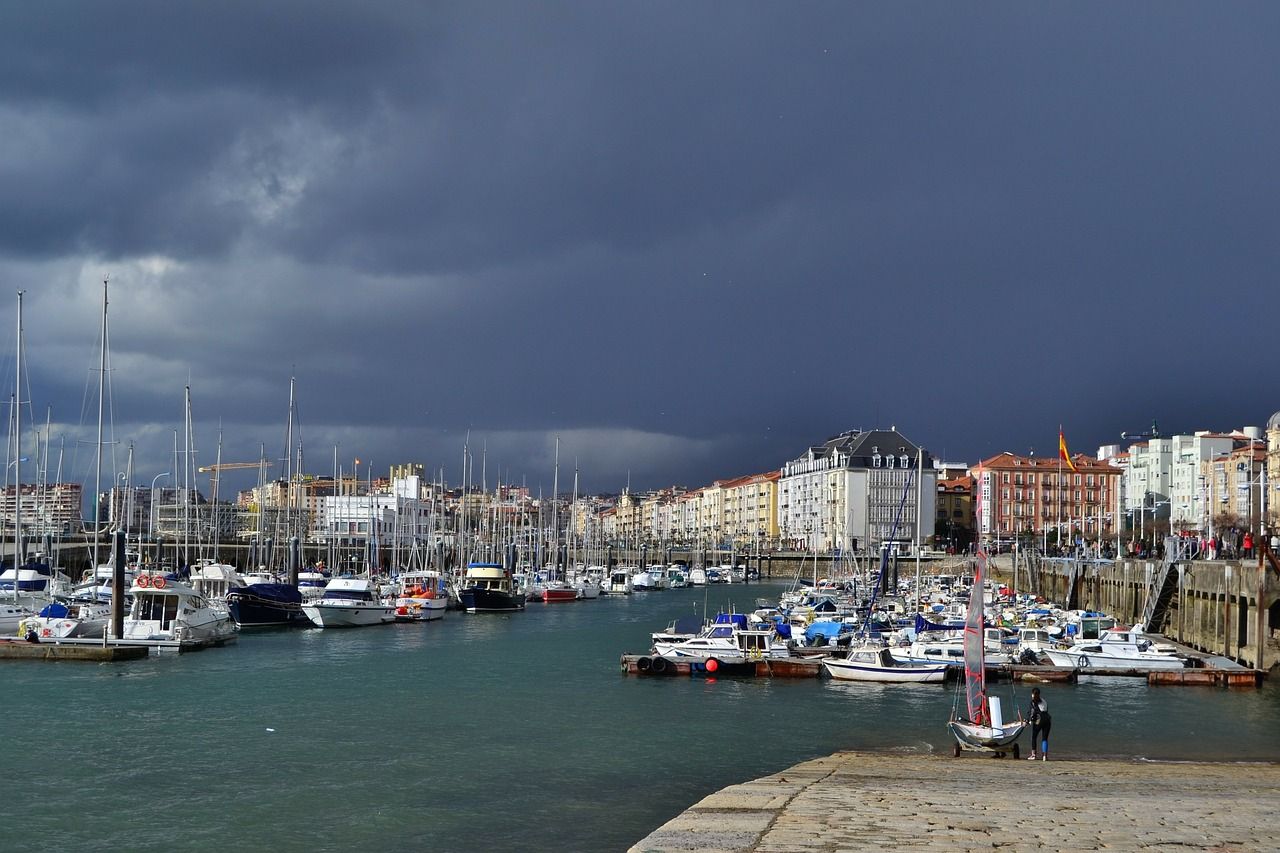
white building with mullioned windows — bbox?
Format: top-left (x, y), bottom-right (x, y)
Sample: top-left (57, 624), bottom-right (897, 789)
top-left (777, 429), bottom-right (936, 553)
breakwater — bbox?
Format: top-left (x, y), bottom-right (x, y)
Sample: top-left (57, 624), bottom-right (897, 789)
top-left (631, 750), bottom-right (1280, 852)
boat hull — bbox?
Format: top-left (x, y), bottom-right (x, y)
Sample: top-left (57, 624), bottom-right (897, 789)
top-left (822, 657), bottom-right (947, 683)
top-left (227, 585), bottom-right (310, 628)
top-left (1043, 650), bottom-right (1187, 670)
top-left (459, 588), bottom-right (525, 613)
top-left (302, 602), bottom-right (396, 628)
top-left (541, 588), bottom-right (577, 603)
top-left (948, 719), bottom-right (1027, 751)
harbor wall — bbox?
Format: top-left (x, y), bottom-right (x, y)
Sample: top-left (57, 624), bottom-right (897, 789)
top-left (1026, 554), bottom-right (1280, 672)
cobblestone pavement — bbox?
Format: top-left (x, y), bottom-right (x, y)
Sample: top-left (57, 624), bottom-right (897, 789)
top-left (630, 751), bottom-right (1280, 852)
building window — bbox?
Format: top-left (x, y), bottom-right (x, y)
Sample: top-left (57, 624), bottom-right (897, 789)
top-left (872, 452), bottom-right (881, 468)
top-left (886, 455), bottom-right (895, 469)
top-left (1002, 473), bottom-right (1010, 483)
top-left (900, 454), bottom-right (909, 468)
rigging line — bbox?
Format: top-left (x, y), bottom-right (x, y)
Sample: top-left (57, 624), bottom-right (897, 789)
top-left (862, 466), bottom-right (918, 633)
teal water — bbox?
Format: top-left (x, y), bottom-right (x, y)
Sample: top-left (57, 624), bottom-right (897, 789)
top-left (5, 582), bottom-right (1280, 852)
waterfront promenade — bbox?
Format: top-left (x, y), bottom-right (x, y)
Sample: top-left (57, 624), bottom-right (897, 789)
top-left (631, 750), bottom-right (1280, 852)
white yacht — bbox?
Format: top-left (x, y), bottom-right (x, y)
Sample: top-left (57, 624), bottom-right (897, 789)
top-left (687, 567), bottom-right (707, 586)
top-left (19, 601), bottom-right (109, 640)
top-left (654, 613), bottom-right (789, 662)
top-left (303, 577), bottom-right (396, 628)
top-left (1044, 624), bottom-right (1188, 670)
top-left (119, 574), bottom-right (238, 650)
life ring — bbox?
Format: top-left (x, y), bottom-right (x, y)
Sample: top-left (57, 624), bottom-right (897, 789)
top-left (748, 647), bottom-right (764, 660)
top-left (651, 656), bottom-right (669, 675)
top-left (1077, 654), bottom-right (1090, 669)
top-left (153, 576), bottom-right (167, 590)
top-left (136, 574), bottom-right (152, 588)
top-left (41, 628), bottom-right (52, 638)
top-left (637, 656), bottom-right (653, 673)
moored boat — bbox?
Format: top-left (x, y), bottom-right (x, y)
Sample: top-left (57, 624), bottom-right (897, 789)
top-left (458, 563), bottom-right (525, 613)
top-left (226, 583), bottom-right (309, 628)
top-left (822, 645), bottom-right (948, 683)
top-left (302, 577), bottom-right (396, 628)
top-left (118, 573), bottom-right (238, 650)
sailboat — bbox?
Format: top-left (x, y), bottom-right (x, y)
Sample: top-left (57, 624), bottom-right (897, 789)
top-left (946, 551), bottom-right (1027, 757)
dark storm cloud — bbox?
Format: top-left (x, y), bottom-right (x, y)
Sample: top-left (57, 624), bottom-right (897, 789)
top-left (1, 3), bottom-right (1278, 492)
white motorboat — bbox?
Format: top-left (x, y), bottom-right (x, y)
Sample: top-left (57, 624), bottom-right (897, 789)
top-left (665, 566), bottom-right (688, 588)
top-left (391, 571), bottom-right (448, 622)
top-left (606, 568), bottom-right (633, 594)
top-left (654, 613), bottom-right (789, 662)
top-left (630, 568), bottom-right (655, 590)
top-left (688, 567), bottom-right (707, 586)
top-left (296, 570), bottom-right (330, 602)
top-left (1044, 624), bottom-right (1188, 670)
top-left (573, 577), bottom-right (601, 599)
top-left (303, 577), bottom-right (396, 628)
top-left (118, 574), bottom-right (238, 649)
top-left (19, 601), bottom-right (109, 640)
top-left (189, 561), bottom-right (245, 610)
top-left (822, 645), bottom-right (948, 683)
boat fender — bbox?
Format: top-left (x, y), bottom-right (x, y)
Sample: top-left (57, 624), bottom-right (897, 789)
top-left (651, 657), bottom-right (669, 675)
top-left (637, 656), bottom-right (653, 673)
top-left (153, 576), bottom-right (167, 590)
top-left (1077, 654), bottom-right (1090, 669)
top-left (706, 657), bottom-right (720, 673)
top-left (137, 574), bottom-right (152, 588)
top-left (692, 661), bottom-right (706, 673)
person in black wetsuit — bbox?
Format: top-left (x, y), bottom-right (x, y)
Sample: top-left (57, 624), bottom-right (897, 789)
top-left (1026, 687), bottom-right (1051, 760)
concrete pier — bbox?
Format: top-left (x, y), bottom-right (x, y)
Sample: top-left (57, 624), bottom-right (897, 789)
top-left (0, 638), bottom-right (149, 662)
top-left (630, 750), bottom-right (1280, 852)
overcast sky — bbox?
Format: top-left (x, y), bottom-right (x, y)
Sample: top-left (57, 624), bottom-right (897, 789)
top-left (2, 3), bottom-right (1277, 496)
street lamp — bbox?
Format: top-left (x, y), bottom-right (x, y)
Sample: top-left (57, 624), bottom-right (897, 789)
top-left (150, 472), bottom-right (171, 542)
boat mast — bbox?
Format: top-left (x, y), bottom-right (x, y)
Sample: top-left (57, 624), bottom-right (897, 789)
top-left (13, 291), bottom-right (23, 597)
top-left (92, 279), bottom-right (107, 572)
top-left (212, 430), bottom-right (223, 562)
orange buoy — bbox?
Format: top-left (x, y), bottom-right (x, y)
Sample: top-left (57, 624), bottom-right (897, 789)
top-left (705, 657), bottom-right (720, 673)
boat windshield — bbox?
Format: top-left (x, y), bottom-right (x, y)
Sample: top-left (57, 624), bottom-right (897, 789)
top-left (133, 595), bottom-right (180, 626)
top-left (323, 590), bottom-right (372, 601)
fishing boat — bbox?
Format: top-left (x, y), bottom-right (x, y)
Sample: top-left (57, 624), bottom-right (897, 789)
top-left (822, 645), bottom-right (948, 683)
top-left (458, 563), bottom-right (525, 613)
top-left (946, 552), bottom-right (1027, 757)
top-left (391, 570), bottom-right (449, 621)
top-left (302, 577), bottom-right (396, 628)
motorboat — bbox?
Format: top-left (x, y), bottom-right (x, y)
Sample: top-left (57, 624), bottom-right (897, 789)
top-left (19, 601), bottom-right (109, 640)
top-left (573, 576), bottom-right (601, 599)
top-left (296, 569), bottom-right (329, 602)
top-left (606, 568), bottom-right (633, 595)
top-left (822, 645), bottom-right (948, 683)
top-left (541, 579), bottom-right (578, 603)
top-left (458, 563), bottom-right (525, 613)
top-left (688, 567), bottom-right (707, 586)
top-left (391, 570), bottom-right (448, 621)
top-left (1044, 624), bottom-right (1188, 670)
top-left (189, 561), bottom-right (245, 609)
top-left (0, 559), bottom-right (73, 607)
top-left (665, 566), bottom-right (688, 588)
top-left (226, 582), bottom-right (309, 628)
top-left (654, 612), bottom-right (790, 662)
top-left (119, 573), bottom-right (238, 649)
top-left (302, 577), bottom-right (396, 628)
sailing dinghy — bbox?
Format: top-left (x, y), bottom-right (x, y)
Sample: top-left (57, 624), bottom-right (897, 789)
top-left (946, 551), bottom-right (1027, 757)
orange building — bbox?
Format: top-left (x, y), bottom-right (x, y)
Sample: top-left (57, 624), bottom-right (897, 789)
top-left (975, 452), bottom-right (1121, 543)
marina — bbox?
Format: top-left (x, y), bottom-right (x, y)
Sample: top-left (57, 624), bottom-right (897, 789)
top-left (6, 580), bottom-right (1280, 852)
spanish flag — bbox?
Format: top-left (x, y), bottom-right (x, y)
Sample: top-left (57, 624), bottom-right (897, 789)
top-left (1058, 427), bottom-right (1078, 473)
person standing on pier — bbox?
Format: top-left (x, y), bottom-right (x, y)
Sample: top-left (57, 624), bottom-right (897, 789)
top-left (1026, 687), bottom-right (1051, 761)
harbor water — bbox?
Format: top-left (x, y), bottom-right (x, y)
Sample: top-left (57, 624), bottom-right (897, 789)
top-left (5, 581), bottom-right (1280, 852)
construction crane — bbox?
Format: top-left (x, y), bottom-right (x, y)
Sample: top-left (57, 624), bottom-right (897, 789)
top-left (198, 461), bottom-right (272, 473)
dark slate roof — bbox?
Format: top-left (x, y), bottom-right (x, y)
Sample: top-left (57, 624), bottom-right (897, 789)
top-left (799, 429), bottom-right (933, 470)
